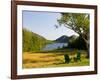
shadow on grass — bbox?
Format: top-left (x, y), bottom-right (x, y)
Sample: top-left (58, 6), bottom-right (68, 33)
top-left (53, 62), bottom-right (66, 65)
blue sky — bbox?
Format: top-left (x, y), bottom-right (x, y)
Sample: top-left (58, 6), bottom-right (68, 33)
top-left (23, 11), bottom-right (78, 40)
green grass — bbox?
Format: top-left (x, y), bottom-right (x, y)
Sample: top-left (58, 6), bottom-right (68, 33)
top-left (22, 50), bottom-right (89, 68)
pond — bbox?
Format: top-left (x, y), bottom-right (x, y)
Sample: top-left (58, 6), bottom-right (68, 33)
top-left (42, 42), bottom-right (68, 51)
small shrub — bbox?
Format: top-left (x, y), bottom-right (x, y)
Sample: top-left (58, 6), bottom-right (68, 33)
top-left (64, 54), bottom-right (70, 64)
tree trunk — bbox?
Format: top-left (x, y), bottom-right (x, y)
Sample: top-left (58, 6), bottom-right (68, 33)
top-left (80, 35), bottom-right (90, 58)
top-left (86, 42), bottom-right (89, 58)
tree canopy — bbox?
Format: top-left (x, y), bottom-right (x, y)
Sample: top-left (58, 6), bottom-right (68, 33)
top-left (57, 13), bottom-right (90, 44)
top-left (57, 13), bottom-right (90, 58)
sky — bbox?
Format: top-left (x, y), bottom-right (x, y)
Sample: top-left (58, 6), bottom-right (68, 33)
top-left (23, 11), bottom-right (78, 40)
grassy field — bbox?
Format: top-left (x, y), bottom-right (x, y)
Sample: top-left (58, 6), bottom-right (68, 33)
top-left (22, 50), bottom-right (89, 68)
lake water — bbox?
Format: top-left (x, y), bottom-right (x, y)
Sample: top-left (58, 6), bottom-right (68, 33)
top-left (42, 43), bottom-right (68, 51)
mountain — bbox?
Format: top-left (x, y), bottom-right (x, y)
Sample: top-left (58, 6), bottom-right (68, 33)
top-left (55, 35), bottom-right (69, 43)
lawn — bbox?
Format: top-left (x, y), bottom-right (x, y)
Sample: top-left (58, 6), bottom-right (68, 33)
top-left (22, 50), bottom-right (89, 68)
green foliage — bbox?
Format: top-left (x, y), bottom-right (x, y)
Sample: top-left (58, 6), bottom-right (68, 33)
top-left (23, 28), bottom-right (48, 52)
top-left (57, 13), bottom-right (90, 51)
top-left (68, 36), bottom-right (86, 50)
top-left (57, 13), bottom-right (90, 36)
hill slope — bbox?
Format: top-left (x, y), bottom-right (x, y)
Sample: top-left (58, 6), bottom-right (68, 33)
top-left (23, 28), bottom-right (48, 52)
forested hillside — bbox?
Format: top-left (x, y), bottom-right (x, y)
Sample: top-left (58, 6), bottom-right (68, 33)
top-left (68, 35), bottom-right (87, 50)
top-left (23, 28), bottom-right (49, 52)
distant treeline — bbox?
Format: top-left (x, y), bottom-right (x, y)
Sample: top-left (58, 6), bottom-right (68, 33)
top-left (58, 35), bottom-right (87, 50)
top-left (68, 36), bottom-right (87, 50)
top-left (23, 28), bottom-right (50, 52)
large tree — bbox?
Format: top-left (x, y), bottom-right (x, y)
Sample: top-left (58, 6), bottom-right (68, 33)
top-left (57, 13), bottom-right (90, 58)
